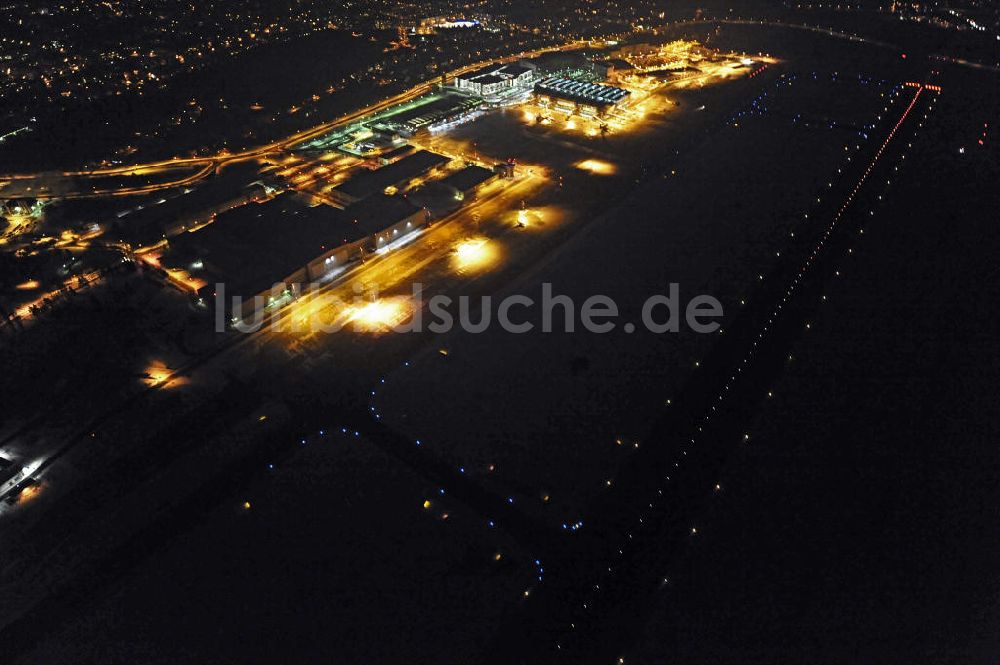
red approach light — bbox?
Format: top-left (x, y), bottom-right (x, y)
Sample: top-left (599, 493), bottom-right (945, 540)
top-left (901, 53), bottom-right (907, 59)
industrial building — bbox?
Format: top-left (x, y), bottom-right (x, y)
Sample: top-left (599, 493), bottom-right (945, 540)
top-left (160, 191), bottom-right (427, 320)
top-left (378, 144), bottom-right (416, 165)
top-left (437, 165), bottom-right (497, 200)
top-left (0, 456), bottom-right (39, 502)
top-left (592, 58), bottom-right (634, 83)
top-left (0, 198), bottom-right (39, 219)
top-left (333, 149), bottom-right (451, 203)
top-left (110, 163), bottom-right (267, 248)
top-left (348, 193), bottom-right (429, 252)
top-left (453, 62), bottom-right (536, 96)
top-left (163, 192), bottom-right (363, 299)
top-left (525, 51), bottom-right (595, 78)
top-left (533, 77), bottom-right (631, 117)
top-left (374, 93), bottom-right (482, 136)
top-left (609, 41), bottom-right (704, 71)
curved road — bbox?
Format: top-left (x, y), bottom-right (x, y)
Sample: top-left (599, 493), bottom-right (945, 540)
top-left (0, 43), bottom-right (586, 199)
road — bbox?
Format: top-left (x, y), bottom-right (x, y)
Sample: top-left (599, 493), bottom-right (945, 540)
top-left (0, 42), bottom-right (587, 200)
top-left (0, 22), bottom-right (958, 660)
top-left (13, 13), bottom-right (984, 202)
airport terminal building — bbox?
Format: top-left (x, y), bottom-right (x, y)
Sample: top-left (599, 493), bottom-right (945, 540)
top-left (453, 62), bottom-right (536, 96)
top-left (533, 77), bottom-right (631, 117)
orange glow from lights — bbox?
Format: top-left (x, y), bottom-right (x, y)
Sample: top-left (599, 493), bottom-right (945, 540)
top-left (142, 360), bottom-right (187, 388)
top-left (575, 159), bottom-right (617, 175)
top-left (17, 483), bottom-right (42, 503)
top-left (452, 237), bottom-right (497, 271)
top-left (345, 298), bottom-right (411, 332)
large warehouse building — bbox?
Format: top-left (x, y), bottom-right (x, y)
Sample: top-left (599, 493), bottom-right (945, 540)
top-left (437, 165), bottom-right (498, 200)
top-left (110, 162), bottom-right (267, 248)
top-left (160, 191), bottom-right (427, 320)
top-left (533, 77), bottom-right (631, 117)
top-left (375, 94), bottom-right (483, 136)
top-left (332, 149), bottom-right (451, 204)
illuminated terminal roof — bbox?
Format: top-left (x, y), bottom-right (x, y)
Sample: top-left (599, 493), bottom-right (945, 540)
top-left (534, 77), bottom-right (630, 107)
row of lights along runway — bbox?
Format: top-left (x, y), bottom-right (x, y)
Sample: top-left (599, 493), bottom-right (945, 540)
top-left (236, 69), bottom-right (938, 663)
top-left (542, 80), bottom-right (938, 661)
top-left (221, 62), bottom-right (967, 664)
top-left (344, 66), bottom-right (840, 596)
top-left (233, 63), bottom-right (813, 557)
top-left (353, 71), bottom-right (921, 615)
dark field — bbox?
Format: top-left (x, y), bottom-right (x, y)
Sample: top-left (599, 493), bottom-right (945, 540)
top-left (1, 17), bottom-right (997, 665)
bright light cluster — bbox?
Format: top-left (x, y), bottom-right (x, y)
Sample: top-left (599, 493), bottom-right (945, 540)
top-left (453, 237), bottom-right (498, 271)
top-left (345, 298), bottom-right (411, 332)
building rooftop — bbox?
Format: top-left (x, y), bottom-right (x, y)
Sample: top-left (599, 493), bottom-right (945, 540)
top-left (380, 95), bottom-right (482, 134)
top-left (526, 51), bottom-right (592, 74)
top-left (344, 194), bottom-right (424, 236)
top-left (379, 144), bottom-right (416, 162)
top-left (535, 77), bottom-right (631, 107)
top-left (502, 63), bottom-right (534, 76)
top-left (601, 58), bottom-right (634, 71)
top-left (456, 62), bottom-right (506, 82)
top-left (168, 192), bottom-right (363, 297)
top-left (334, 149), bottom-right (451, 200)
top-left (456, 61), bottom-right (533, 85)
top-left (166, 190), bottom-right (427, 298)
top-left (112, 162), bottom-right (264, 246)
top-left (476, 74), bottom-right (506, 85)
top-left (437, 165), bottom-right (496, 193)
